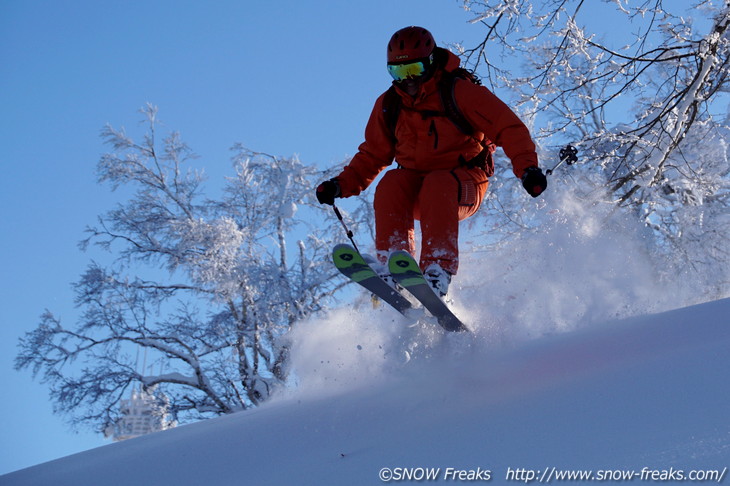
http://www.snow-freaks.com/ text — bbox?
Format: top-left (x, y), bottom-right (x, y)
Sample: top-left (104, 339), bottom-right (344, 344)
top-left (377, 465), bottom-right (728, 483)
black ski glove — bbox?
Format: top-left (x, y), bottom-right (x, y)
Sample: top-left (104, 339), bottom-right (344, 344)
top-left (521, 167), bottom-right (548, 198)
top-left (316, 179), bottom-right (341, 205)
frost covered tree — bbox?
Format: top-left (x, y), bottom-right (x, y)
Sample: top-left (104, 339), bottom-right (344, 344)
top-left (458, 0), bottom-right (730, 295)
top-left (15, 105), bottom-right (364, 432)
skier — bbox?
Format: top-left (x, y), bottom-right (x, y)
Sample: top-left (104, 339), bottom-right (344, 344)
top-left (317, 26), bottom-right (546, 298)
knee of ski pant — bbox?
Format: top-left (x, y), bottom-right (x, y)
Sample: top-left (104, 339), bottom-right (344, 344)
top-left (420, 170), bottom-right (459, 195)
top-left (374, 168), bottom-right (423, 217)
top-left (376, 168), bottom-right (423, 194)
top-left (416, 170), bottom-right (460, 220)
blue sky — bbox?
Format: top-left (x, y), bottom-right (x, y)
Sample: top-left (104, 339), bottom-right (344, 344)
top-left (0, 0), bottom-right (495, 474)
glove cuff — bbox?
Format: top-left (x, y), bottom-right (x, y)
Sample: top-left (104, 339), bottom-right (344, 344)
top-left (330, 179), bottom-right (341, 198)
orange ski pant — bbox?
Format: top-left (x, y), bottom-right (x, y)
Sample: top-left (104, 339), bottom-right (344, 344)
top-left (373, 166), bottom-right (489, 275)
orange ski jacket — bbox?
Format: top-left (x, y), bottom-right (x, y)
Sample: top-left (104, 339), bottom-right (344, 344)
top-left (336, 50), bottom-right (538, 198)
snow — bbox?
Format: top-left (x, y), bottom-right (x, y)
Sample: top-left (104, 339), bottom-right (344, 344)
top-left (3, 295), bottom-right (729, 485)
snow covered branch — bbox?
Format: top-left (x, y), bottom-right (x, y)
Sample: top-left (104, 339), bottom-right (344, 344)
top-left (461, 0), bottom-right (730, 295)
top-left (16, 106), bottom-right (367, 432)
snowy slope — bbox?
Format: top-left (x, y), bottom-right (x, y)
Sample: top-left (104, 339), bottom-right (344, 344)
top-left (3, 297), bottom-right (729, 486)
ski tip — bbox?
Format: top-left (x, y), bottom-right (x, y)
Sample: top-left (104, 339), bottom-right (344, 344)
top-left (387, 250), bottom-right (420, 272)
top-left (388, 250), bottom-right (415, 260)
top-left (333, 243), bottom-right (359, 261)
top-left (333, 243), bottom-right (355, 253)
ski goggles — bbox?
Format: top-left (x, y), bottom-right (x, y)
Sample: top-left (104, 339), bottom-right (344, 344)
top-left (387, 60), bottom-right (427, 81)
top-left (387, 55), bottom-right (433, 82)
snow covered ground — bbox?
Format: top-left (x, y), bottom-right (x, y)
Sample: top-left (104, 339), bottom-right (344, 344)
top-left (4, 191), bottom-right (729, 485)
top-left (3, 295), bottom-right (729, 485)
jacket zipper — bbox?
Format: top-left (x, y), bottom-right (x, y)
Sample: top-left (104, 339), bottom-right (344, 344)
top-left (428, 119), bottom-right (438, 149)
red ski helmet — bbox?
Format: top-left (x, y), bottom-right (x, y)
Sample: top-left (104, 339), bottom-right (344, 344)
top-left (387, 26), bottom-right (436, 64)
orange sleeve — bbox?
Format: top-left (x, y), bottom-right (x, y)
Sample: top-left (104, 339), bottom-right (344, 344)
top-left (455, 80), bottom-right (538, 179)
top-left (335, 93), bottom-right (396, 197)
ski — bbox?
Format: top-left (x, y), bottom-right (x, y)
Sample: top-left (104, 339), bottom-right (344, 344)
top-left (388, 250), bottom-right (468, 332)
top-left (332, 244), bottom-right (413, 315)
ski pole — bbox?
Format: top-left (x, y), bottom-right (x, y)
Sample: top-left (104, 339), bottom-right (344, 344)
top-left (546, 144), bottom-right (578, 176)
top-left (332, 203), bottom-right (361, 254)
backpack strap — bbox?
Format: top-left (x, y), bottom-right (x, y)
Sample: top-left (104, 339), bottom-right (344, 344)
top-left (439, 71), bottom-right (475, 136)
top-left (442, 70), bottom-right (495, 176)
top-left (382, 86), bottom-right (401, 143)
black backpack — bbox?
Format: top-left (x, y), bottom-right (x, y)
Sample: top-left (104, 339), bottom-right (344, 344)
top-left (381, 63), bottom-right (496, 176)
